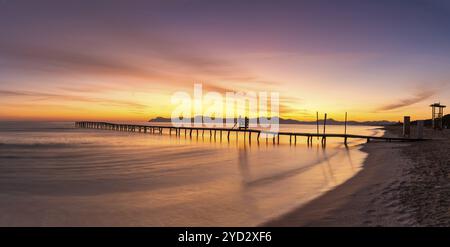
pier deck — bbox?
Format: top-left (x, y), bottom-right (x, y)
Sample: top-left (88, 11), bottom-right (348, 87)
top-left (75, 121), bottom-right (428, 146)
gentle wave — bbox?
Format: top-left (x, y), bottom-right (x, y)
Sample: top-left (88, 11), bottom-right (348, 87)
top-left (0, 122), bottom-right (376, 226)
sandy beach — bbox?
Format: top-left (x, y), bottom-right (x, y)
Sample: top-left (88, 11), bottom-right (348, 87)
top-left (264, 126), bottom-right (450, 226)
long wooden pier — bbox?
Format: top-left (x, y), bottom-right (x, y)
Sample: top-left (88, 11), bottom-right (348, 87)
top-left (75, 121), bottom-right (427, 146)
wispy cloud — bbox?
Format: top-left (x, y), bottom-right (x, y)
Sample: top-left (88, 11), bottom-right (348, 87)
top-left (0, 36), bottom-right (255, 85)
top-left (0, 44), bottom-right (164, 80)
top-left (0, 89), bottom-right (147, 109)
top-left (376, 89), bottom-right (436, 111)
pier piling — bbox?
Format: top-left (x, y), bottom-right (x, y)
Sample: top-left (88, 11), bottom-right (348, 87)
top-left (75, 121), bottom-right (427, 146)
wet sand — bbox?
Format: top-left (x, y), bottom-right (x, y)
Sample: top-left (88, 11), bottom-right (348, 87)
top-left (264, 126), bottom-right (450, 226)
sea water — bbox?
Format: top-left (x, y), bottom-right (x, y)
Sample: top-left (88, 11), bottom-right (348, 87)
top-left (0, 121), bottom-right (383, 226)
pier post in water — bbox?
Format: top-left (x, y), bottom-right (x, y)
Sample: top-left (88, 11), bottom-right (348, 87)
top-left (344, 112), bottom-right (348, 135)
top-left (322, 113), bottom-right (327, 146)
top-left (316, 111), bottom-right (320, 140)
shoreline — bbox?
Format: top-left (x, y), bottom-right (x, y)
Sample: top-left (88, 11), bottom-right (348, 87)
top-left (263, 126), bottom-right (449, 226)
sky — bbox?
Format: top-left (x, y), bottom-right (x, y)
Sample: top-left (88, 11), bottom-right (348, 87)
top-left (0, 0), bottom-right (449, 121)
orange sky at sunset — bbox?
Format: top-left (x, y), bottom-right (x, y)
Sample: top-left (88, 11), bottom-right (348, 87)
top-left (1, 1), bottom-right (449, 122)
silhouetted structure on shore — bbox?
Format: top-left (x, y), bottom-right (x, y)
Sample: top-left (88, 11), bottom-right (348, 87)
top-left (430, 103), bottom-right (446, 130)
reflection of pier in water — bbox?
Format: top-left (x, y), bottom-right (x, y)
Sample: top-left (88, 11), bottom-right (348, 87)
top-left (75, 121), bottom-right (427, 146)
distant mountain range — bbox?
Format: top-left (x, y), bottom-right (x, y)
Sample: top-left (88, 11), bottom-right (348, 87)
top-left (149, 116), bottom-right (397, 126)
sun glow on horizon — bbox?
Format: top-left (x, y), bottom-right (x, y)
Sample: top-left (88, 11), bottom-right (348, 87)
top-left (0, 1), bottom-right (449, 122)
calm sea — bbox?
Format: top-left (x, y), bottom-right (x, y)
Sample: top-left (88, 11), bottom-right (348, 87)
top-left (0, 121), bottom-right (383, 226)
